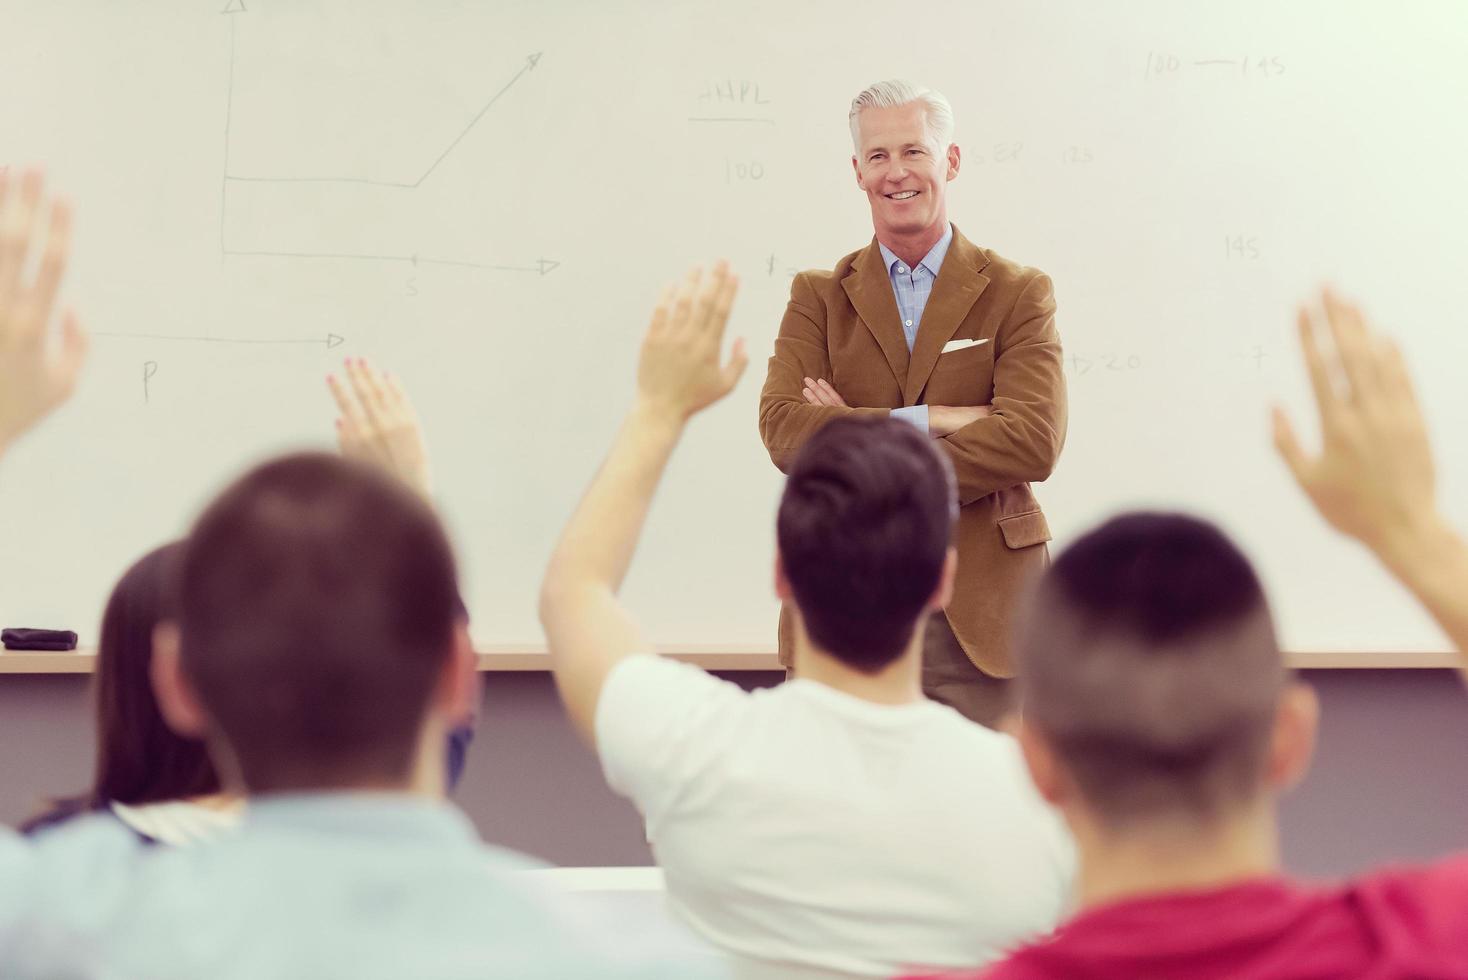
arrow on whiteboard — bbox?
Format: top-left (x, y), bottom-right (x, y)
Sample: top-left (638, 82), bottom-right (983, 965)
top-left (413, 255), bottom-right (561, 275)
top-left (220, 0), bottom-right (246, 12)
top-left (226, 248), bottom-right (559, 275)
top-left (411, 52), bottom-right (544, 185)
top-left (95, 331), bottom-right (345, 348)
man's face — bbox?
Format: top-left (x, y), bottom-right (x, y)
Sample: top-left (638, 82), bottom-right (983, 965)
top-left (852, 102), bottom-right (959, 242)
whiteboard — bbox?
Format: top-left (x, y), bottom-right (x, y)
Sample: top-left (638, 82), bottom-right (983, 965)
top-left (2, 0), bottom-right (1466, 654)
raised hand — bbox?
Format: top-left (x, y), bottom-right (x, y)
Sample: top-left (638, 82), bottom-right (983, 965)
top-left (0, 169), bottom-right (88, 454)
top-left (1273, 289), bottom-right (1436, 555)
top-left (636, 262), bottom-right (746, 421)
top-left (327, 358), bottom-right (432, 501)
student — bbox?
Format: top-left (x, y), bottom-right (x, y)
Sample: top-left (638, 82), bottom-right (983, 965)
top-left (20, 542), bottom-right (237, 844)
top-left (907, 291), bottom-right (1468, 979)
top-left (21, 359), bottom-right (472, 847)
top-left (0, 168), bottom-right (87, 463)
top-left (328, 356), bottom-right (478, 789)
top-left (540, 264), bottom-right (1073, 977)
top-left (8, 453), bottom-right (718, 978)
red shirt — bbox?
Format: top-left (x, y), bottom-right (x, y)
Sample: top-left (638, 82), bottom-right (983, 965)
top-left (903, 857), bottom-right (1468, 980)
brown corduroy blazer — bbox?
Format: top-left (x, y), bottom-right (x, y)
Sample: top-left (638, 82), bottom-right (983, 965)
top-left (758, 227), bottom-right (1067, 677)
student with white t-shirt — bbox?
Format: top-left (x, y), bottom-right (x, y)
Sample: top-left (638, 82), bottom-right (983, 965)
top-left (540, 263), bottom-right (1075, 978)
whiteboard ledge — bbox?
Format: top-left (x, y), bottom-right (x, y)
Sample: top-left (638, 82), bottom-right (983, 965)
top-left (0, 647), bottom-right (1459, 674)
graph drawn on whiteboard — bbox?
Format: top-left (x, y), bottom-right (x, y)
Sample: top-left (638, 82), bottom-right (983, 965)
top-left (217, 2), bottom-right (558, 277)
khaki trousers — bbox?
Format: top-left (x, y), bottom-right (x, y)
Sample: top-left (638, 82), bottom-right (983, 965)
top-left (918, 613), bottom-right (1014, 731)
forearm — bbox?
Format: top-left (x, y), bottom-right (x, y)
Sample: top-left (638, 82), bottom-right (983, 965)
top-left (1375, 518), bottom-right (1468, 665)
top-left (938, 411), bottom-right (1065, 505)
top-left (543, 400), bottom-right (683, 600)
top-left (759, 395), bottom-right (885, 470)
top-left (539, 400), bottom-right (683, 742)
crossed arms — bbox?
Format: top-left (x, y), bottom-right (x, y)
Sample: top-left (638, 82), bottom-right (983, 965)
top-left (757, 271), bottom-right (1066, 506)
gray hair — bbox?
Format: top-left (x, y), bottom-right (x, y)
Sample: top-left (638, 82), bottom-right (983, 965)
top-left (848, 80), bottom-right (955, 155)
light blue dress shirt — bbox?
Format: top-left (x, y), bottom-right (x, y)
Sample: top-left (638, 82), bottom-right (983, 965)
top-left (880, 223), bottom-right (954, 433)
top-left (4, 795), bottom-right (725, 979)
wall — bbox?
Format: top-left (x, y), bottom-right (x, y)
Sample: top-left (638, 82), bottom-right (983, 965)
top-left (1, 668), bottom-right (1463, 876)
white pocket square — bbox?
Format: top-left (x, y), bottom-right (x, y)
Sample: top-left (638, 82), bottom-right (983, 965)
top-left (941, 338), bottom-right (990, 354)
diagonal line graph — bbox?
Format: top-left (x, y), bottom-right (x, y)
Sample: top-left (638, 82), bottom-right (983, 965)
top-left (223, 49), bottom-right (543, 189)
top-left (218, 3), bottom-right (554, 275)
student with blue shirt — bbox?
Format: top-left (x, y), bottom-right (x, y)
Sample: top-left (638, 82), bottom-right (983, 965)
top-left (0, 174), bottom-right (717, 979)
top-left (9, 452), bottom-right (720, 979)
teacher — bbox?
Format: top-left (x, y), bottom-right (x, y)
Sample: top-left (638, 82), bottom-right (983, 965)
top-left (758, 80), bottom-right (1067, 729)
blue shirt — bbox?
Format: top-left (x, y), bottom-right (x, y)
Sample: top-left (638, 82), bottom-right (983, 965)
top-left (879, 224), bottom-right (954, 433)
top-left (4, 794), bottom-right (725, 979)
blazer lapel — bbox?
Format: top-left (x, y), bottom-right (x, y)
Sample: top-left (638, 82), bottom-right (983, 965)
top-left (841, 241), bottom-right (910, 390)
top-left (903, 227), bottom-right (991, 405)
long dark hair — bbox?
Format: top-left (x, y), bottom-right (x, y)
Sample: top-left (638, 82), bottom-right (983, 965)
top-left (23, 543), bottom-right (220, 833)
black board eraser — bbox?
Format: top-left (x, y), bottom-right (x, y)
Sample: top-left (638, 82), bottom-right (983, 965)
top-left (1, 628), bottom-right (79, 651)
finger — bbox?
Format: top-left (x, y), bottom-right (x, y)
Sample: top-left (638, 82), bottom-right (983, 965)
top-left (327, 370), bottom-right (369, 434)
top-left (710, 265), bottom-right (739, 343)
top-left (326, 371), bottom-right (354, 417)
top-left (382, 371), bottom-right (416, 417)
top-left (356, 358), bottom-right (392, 412)
top-left (28, 199), bottom-right (71, 327)
top-left (817, 379), bottom-right (845, 408)
top-left (1322, 289), bottom-right (1376, 402)
top-left (1271, 405), bottom-right (1310, 485)
top-left (802, 386), bottom-right (820, 405)
top-left (333, 416), bottom-right (353, 453)
top-left (699, 260), bottom-right (736, 332)
top-left (1298, 304), bottom-right (1340, 420)
top-left (644, 284), bottom-right (675, 342)
top-left (1378, 339), bottom-right (1422, 411)
top-left (690, 262), bottom-right (722, 335)
top-left (346, 358), bottom-right (385, 428)
top-left (720, 336), bottom-right (749, 394)
top-left (53, 308), bottom-right (88, 400)
top-left (0, 169), bottom-right (44, 313)
top-left (670, 266), bottom-right (702, 334)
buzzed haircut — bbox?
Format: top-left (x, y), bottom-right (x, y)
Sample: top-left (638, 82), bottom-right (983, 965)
top-left (177, 453), bottom-right (460, 793)
top-left (1018, 513), bottom-right (1286, 826)
top-left (777, 417), bottom-right (957, 672)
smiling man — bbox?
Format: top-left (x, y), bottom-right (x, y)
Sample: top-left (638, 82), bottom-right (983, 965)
top-left (759, 80), bottom-right (1067, 728)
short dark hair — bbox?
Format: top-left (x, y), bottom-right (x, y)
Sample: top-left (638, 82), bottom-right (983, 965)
top-left (178, 453), bottom-right (460, 793)
top-left (1017, 513), bottom-right (1285, 826)
top-left (777, 417), bottom-right (956, 672)
top-left (22, 543), bottom-right (219, 834)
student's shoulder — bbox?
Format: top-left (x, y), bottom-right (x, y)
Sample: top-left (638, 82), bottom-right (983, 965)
top-left (900, 963), bottom-right (1042, 980)
top-left (1353, 852), bottom-right (1468, 924)
top-left (922, 700), bottom-right (1023, 756)
top-left (604, 652), bottom-right (747, 702)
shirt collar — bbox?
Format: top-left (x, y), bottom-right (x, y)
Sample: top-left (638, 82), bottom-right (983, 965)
top-left (242, 792), bottom-right (480, 845)
top-left (878, 222), bottom-right (954, 278)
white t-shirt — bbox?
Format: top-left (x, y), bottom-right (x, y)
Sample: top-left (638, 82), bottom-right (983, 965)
top-left (596, 655), bottom-right (1076, 978)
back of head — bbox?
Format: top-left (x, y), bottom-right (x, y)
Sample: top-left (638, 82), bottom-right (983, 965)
top-left (777, 417), bottom-right (956, 672)
top-left (178, 452), bottom-right (460, 793)
top-left (1018, 513), bottom-right (1285, 827)
top-left (92, 541), bottom-right (219, 807)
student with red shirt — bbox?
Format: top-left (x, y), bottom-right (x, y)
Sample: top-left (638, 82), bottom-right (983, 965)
top-left (907, 290), bottom-right (1468, 980)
